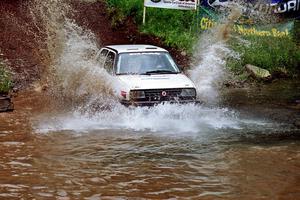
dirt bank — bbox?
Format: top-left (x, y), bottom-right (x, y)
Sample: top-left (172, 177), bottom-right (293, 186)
top-left (0, 0), bottom-right (189, 91)
top-left (0, 0), bottom-right (46, 91)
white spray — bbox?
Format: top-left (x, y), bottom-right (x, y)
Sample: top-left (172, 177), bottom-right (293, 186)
top-left (30, 0), bottom-right (119, 110)
top-left (188, 5), bottom-right (241, 104)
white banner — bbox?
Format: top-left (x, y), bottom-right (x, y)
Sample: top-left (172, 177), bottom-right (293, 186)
top-left (144, 0), bottom-right (197, 10)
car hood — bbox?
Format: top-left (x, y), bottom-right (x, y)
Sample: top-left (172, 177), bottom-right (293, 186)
top-left (117, 74), bottom-right (196, 90)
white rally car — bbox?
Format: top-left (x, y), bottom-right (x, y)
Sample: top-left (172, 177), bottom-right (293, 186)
top-left (96, 45), bottom-right (198, 106)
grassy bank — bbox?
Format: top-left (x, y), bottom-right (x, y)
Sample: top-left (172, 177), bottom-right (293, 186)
top-left (0, 58), bottom-right (12, 94)
top-left (106, 0), bottom-right (197, 53)
top-left (227, 35), bottom-right (300, 77)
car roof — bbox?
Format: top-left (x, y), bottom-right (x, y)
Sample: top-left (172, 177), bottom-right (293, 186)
top-left (105, 45), bottom-right (168, 53)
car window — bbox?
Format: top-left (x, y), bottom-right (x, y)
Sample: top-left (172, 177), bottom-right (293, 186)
top-left (97, 49), bottom-right (108, 64)
top-left (104, 51), bottom-right (115, 74)
top-left (116, 52), bottom-right (180, 74)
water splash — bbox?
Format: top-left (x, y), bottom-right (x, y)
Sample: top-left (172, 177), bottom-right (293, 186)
top-left (188, 1), bottom-right (281, 104)
top-left (188, 5), bottom-right (241, 104)
top-left (35, 103), bottom-right (239, 134)
top-left (30, 0), bottom-right (117, 110)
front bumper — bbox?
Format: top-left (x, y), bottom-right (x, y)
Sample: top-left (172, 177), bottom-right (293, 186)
top-left (121, 99), bottom-right (201, 107)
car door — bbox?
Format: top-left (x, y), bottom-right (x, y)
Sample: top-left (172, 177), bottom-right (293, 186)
top-left (96, 48), bottom-right (109, 66)
top-left (103, 50), bottom-right (116, 75)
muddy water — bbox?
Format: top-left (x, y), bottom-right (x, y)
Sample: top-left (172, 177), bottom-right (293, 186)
top-left (1, 83), bottom-right (300, 200)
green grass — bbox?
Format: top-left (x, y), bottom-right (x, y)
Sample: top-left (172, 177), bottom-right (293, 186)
top-left (106, 0), bottom-right (197, 53)
top-left (0, 59), bottom-right (12, 94)
top-left (293, 20), bottom-right (300, 44)
top-left (227, 35), bottom-right (300, 76)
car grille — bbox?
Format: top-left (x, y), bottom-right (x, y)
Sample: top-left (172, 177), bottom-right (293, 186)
top-left (145, 88), bottom-right (181, 101)
top-left (132, 88), bottom-right (195, 102)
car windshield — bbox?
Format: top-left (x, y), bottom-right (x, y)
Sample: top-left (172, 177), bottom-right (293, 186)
top-left (116, 52), bottom-right (180, 75)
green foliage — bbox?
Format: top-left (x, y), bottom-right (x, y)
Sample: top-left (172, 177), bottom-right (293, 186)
top-left (293, 20), bottom-right (300, 44)
top-left (106, 0), bottom-right (197, 52)
top-left (227, 35), bottom-right (300, 75)
top-left (141, 8), bottom-right (197, 52)
top-left (0, 60), bottom-right (12, 93)
top-left (106, 0), bottom-right (143, 28)
top-left (107, 0), bottom-right (143, 17)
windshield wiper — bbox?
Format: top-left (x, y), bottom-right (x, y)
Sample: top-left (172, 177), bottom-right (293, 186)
top-left (117, 72), bottom-right (139, 75)
top-left (144, 70), bottom-right (179, 74)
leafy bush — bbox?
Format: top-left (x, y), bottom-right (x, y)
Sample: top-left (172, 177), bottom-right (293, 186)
top-left (107, 0), bottom-right (143, 17)
top-left (106, 0), bottom-right (197, 52)
top-left (293, 20), bottom-right (300, 44)
top-left (0, 60), bottom-right (12, 93)
top-left (227, 35), bottom-right (300, 75)
top-left (106, 0), bottom-right (143, 28)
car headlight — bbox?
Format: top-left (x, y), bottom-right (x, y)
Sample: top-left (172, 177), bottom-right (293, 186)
top-left (180, 88), bottom-right (196, 97)
top-left (130, 90), bottom-right (146, 99)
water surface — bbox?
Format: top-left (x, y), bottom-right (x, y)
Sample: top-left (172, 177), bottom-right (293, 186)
top-left (0, 89), bottom-right (299, 200)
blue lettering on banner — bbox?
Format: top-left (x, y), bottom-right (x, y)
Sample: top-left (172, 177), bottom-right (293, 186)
top-left (202, 0), bottom-right (300, 17)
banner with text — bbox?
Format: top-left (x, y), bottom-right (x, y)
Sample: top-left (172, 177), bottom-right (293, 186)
top-left (144, 0), bottom-right (197, 10)
top-left (201, 0), bottom-right (300, 19)
top-left (198, 7), bottom-right (294, 38)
